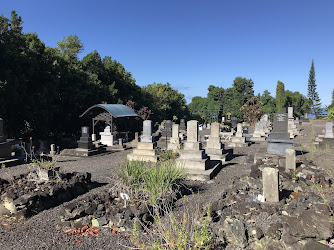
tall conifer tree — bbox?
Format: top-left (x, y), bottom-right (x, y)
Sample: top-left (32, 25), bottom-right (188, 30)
top-left (307, 60), bottom-right (322, 118)
top-left (275, 81), bottom-right (285, 112)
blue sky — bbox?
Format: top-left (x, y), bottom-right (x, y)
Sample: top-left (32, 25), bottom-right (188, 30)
top-left (2, 0), bottom-right (334, 105)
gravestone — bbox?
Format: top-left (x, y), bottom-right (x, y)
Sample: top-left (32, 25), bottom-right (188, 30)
top-left (50, 144), bottom-right (56, 155)
top-left (168, 124), bottom-right (181, 152)
top-left (267, 112), bottom-right (293, 154)
top-left (300, 113), bottom-right (310, 123)
top-left (78, 127), bottom-right (93, 149)
top-left (177, 120), bottom-right (221, 181)
top-left (235, 123), bottom-right (243, 138)
top-left (263, 167), bottom-right (279, 203)
top-left (285, 149), bottom-right (296, 171)
top-left (206, 122), bottom-right (232, 162)
top-left (141, 120), bottom-right (153, 142)
top-left (179, 119), bottom-right (186, 131)
top-left (135, 132), bottom-right (139, 141)
top-left (252, 122), bottom-right (262, 138)
top-left (99, 126), bottom-right (114, 146)
top-left (127, 120), bottom-right (157, 162)
top-left (325, 122), bottom-right (333, 138)
top-left (161, 120), bottom-right (172, 137)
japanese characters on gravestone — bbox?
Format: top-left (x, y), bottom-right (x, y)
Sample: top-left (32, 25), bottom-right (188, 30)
top-left (78, 126), bottom-right (93, 149)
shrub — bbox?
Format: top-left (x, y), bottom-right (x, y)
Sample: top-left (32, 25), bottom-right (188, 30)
top-left (117, 160), bottom-right (186, 205)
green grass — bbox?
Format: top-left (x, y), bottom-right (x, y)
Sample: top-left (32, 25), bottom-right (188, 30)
top-left (118, 160), bottom-right (186, 205)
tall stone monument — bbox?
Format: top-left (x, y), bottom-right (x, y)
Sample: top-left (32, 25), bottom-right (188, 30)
top-left (127, 120), bottom-right (157, 162)
top-left (176, 120), bottom-right (221, 181)
top-left (267, 112), bottom-right (293, 154)
top-left (206, 122), bottom-right (232, 162)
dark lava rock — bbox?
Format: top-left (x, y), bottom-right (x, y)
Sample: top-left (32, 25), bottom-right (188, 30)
top-left (222, 216), bottom-right (247, 248)
top-left (285, 209), bottom-right (333, 240)
top-left (266, 223), bottom-right (282, 240)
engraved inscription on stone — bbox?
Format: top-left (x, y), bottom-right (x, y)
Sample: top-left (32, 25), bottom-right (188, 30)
top-left (277, 114), bottom-right (286, 122)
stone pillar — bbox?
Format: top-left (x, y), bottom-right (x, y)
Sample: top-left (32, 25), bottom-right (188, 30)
top-left (207, 122), bottom-right (221, 149)
top-left (325, 122), bottom-right (333, 138)
top-left (288, 107), bottom-right (293, 120)
top-left (135, 132), bottom-right (139, 142)
top-left (168, 124), bottom-right (181, 151)
top-left (91, 134), bottom-right (96, 141)
top-left (235, 123), bottom-right (243, 138)
top-left (50, 144), bottom-right (56, 155)
top-left (187, 120), bottom-right (198, 142)
top-left (263, 167), bottom-right (279, 203)
top-left (119, 138), bottom-right (123, 146)
top-left (141, 120), bottom-right (152, 142)
top-left (285, 149), bottom-right (296, 171)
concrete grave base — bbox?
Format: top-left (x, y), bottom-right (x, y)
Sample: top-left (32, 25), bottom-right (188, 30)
top-left (205, 148), bottom-right (233, 162)
top-left (185, 160), bottom-right (222, 181)
top-left (267, 138), bottom-right (293, 155)
top-left (127, 153), bottom-right (157, 162)
top-left (176, 157), bottom-right (210, 171)
top-left (250, 137), bottom-right (266, 142)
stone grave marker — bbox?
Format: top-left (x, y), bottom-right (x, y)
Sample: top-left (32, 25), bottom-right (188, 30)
top-left (325, 122), bottom-right (333, 139)
top-left (285, 149), bottom-right (296, 171)
top-left (180, 119), bottom-right (186, 131)
top-left (267, 112), bottom-right (293, 154)
top-left (78, 127), bottom-right (93, 149)
top-left (141, 120), bottom-right (152, 142)
top-left (263, 167), bottom-right (279, 203)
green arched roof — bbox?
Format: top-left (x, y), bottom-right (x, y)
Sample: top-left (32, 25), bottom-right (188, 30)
top-left (80, 104), bottom-right (138, 118)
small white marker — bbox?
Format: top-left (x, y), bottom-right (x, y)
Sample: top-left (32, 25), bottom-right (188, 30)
top-left (120, 193), bottom-right (130, 208)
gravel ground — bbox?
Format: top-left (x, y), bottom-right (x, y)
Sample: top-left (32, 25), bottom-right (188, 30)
top-left (0, 120), bottom-right (332, 249)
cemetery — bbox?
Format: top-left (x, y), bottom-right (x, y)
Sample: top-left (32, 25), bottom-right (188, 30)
top-left (1, 6), bottom-right (334, 250)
